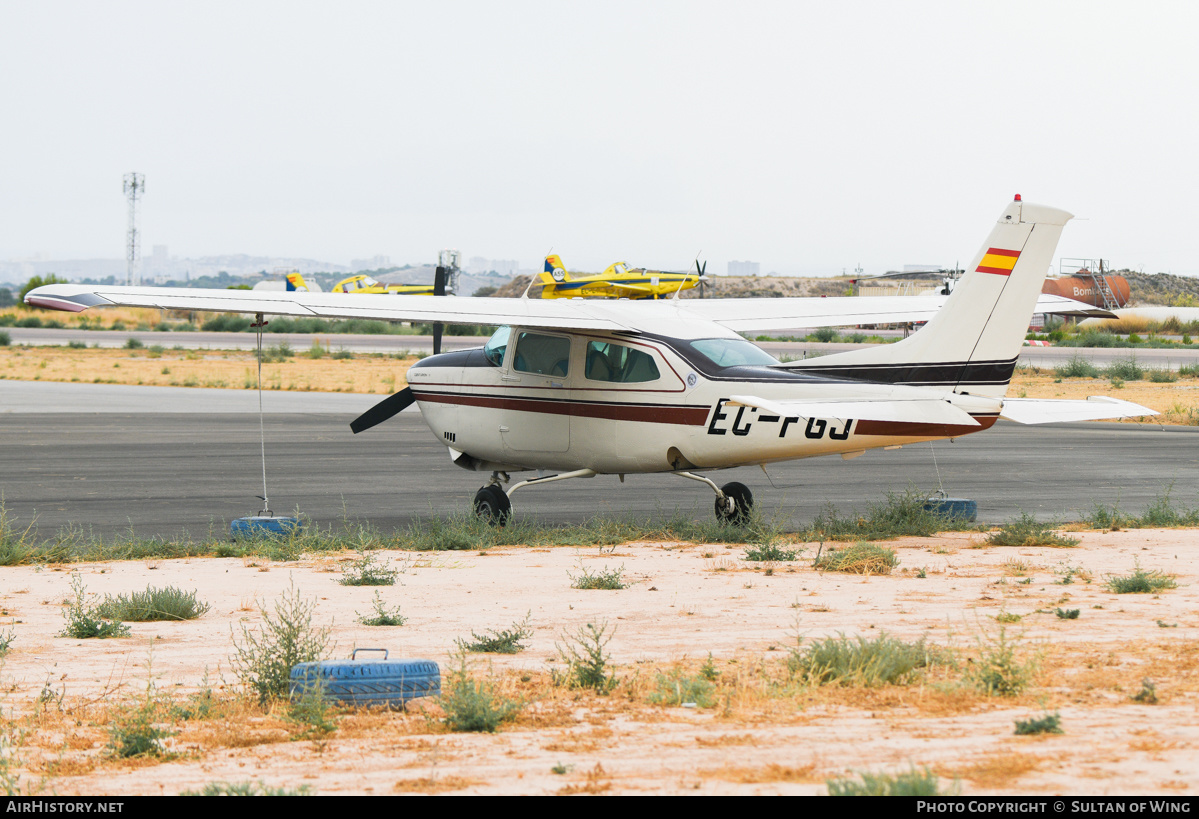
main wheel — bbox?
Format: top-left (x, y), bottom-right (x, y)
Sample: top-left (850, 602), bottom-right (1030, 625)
top-left (473, 485), bottom-right (511, 526)
top-left (715, 481), bottom-right (754, 525)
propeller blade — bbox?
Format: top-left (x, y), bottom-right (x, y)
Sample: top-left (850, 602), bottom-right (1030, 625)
top-left (350, 387), bottom-right (416, 434)
top-left (432, 266), bottom-right (447, 354)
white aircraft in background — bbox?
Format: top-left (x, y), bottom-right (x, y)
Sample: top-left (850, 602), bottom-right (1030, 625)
top-left (27, 196), bottom-right (1153, 524)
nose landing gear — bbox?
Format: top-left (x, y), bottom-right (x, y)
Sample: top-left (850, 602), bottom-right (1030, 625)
top-left (472, 485), bottom-right (511, 526)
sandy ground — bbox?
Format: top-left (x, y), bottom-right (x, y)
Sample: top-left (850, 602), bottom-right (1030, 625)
top-left (1, 528), bottom-right (1197, 796)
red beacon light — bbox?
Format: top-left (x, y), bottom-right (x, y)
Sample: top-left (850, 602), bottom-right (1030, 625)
top-left (1014, 193), bottom-right (1022, 202)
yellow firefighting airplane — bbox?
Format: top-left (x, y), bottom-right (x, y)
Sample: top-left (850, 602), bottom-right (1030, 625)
top-left (536, 254), bottom-right (704, 299)
top-left (27, 197), bottom-right (1152, 524)
top-left (286, 271), bottom-right (437, 296)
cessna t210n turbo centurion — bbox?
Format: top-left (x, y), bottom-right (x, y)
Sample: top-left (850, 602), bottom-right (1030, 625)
top-left (27, 197), bottom-right (1153, 524)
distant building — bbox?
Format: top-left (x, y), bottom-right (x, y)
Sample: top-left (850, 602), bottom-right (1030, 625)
top-left (465, 256), bottom-right (521, 275)
top-left (351, 255), bottom-right (392, 272)
top-left (727, 260), bottom-right (760, 277)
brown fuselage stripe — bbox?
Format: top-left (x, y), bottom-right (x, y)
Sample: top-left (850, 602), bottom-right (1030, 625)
top-left (411, 391), bottom-right (710, 425)
top-left (855, 415), bottom-right (999, 437)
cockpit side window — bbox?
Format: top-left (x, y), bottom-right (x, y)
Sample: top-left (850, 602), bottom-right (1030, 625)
top-left (513, 332), bottom-right (571, 376)
top-left (690, 338), bottom-right (779, 368)
top-left (585, 341), bottom-right (661, 383)
top-left (483, 325), bottom-right (511, 367)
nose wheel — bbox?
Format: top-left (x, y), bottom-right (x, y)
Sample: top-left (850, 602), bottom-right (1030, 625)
top-left (714, 481), bottom-right (754, 525)
top-left (473, 485), bottom-right (511, 526)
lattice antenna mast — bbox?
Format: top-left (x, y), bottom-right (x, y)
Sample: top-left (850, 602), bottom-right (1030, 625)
top-left (123, 173), bottom-right (145, 286)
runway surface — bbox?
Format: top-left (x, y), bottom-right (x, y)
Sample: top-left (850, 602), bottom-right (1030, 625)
top-left (3, 380), bottom-right (1195, 540)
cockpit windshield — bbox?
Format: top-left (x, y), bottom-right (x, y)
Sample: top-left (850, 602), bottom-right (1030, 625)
top-left (690, 338), bottom-right (779, 368)
top-left (483, 325), bottom-right (511, 367)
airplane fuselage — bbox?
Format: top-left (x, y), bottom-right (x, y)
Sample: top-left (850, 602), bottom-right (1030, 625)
top-left (406, 326), bottom-right (998, 476)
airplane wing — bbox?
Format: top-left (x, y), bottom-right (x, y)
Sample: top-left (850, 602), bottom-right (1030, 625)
top-left (998, 396), bottom-right (1157, 424)
top-left (25, 285), bottom-right (1111, 335)
top-left (669, 293), bottom-right (1113, 332)
top-left (725, 394), bottom-right (981, 426)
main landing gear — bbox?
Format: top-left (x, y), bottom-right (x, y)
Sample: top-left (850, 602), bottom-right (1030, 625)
top-left (470, 469), bottom-right (755, 527)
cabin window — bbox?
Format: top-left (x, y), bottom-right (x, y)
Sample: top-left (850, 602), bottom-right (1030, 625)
top-left (513, 332), bottom-right (570, 376)
top-left (690, 338), bottom-right (779, 368)
top-left (483, 325), bottom-right (511, 367)
top-left (585, 341), bottom-right (660, 383)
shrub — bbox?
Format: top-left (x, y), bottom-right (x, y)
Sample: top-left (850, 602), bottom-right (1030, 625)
top-left (787, 633), bottom-right (947, 687)
top-left (554, 621), bottom-right (618, 694)
top-left (231, 581), bottom-right (332, 704)
top-left (95, 586), bottom-right (210, 621)
top-left (569, 563), bottom-right (627, 590)
top-left (1054, 355), bottom-right (1100, 378)
top-left (987, 513), bottom-right (1079, 547)
top-left (0, 331), bottom-right (9, 347)
top-left (1105, 564), bottom-right (1177, 594)
top-left (180, 782), bottom-right (313, 796)
top-left (1132, 679), bottom-right (1158, 704)
top-left (743, 542), bottom-right (799, 561)
top-left (338, 550), bottom-right (399, 586)
top-left (1054, 608), bottom-right (1080, 620)
top-left (124, 337), bottom-right (144, 350)
top-left (826, 767), bottom-right (949, 796)
top-left (967, 626), bottom-right (1036, 696)
top-left (60, 574), bottom-right (131, 639)
top-left (456, 612), bottom-right (532, 654)
top-left (1105, 356), bottom-right (1143, 381)
top-left (108, 699), bottom-right (174, 758)
top-left (441, 656), bottom-right (522, 733)
top-left (355, 592), bottom-right (406, 626)
top-left (648, 670), bottom-right (717, 708)
top-left (1014, 712), bottom-right (1063, 735)
top-left (804, 488), bottom-right (966, 541)
top-left (813, 542), bottom-right (898, 574)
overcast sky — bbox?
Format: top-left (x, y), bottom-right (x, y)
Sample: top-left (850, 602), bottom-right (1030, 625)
top-left (2, 0), bottom-right (1196, 276)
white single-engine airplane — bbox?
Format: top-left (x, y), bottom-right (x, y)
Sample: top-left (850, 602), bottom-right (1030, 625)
top-left (27, 197), bottom-right (1154, 524)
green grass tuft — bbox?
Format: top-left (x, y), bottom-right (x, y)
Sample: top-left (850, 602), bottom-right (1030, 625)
top-left (1014, 711), bottom-right (1063, 735)
top-left (59, 574), bottom-right (130, 639)
top-left (987, 513), bottom-right (1079, 548)
top-left (827, 766), bottom-right (950, 796)
top-left (441, 657), bottom-right (522, 733)
top-left (95, 585), bottom-right (210, 621)
top-left (787, 632), bottom-right (947, 687)
top-left (967, 626), bottom-right (1036, 697)
top-left (1105, 563), bottom-right (1177, 594)
top-left (569, 563), bottom-right (627, 590)
top-left (456, 612), bottom-right (533, 654)
top-left (355, 591), bottom-right (406, 626)
top-left (338, 550), bottom-right (400, 586)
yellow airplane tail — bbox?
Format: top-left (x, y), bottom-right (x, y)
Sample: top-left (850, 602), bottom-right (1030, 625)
top-left (285, 272), bottom-right (310, 292)
top-left (541, 254), bottom-right (569, 285)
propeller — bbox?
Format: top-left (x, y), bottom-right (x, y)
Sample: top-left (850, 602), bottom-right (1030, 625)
top-left (350, 387), bottom-right (415, 434)
top-left (694, 258), bottom-right (710, 298)
top-left (432, 266), bottom-right (447, 355)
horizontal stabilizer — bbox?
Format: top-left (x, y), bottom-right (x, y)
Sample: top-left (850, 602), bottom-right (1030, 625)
top-left (725, 395), bottom-right (980, 426)
top-left (999, 396), bottom-right (1157, 425)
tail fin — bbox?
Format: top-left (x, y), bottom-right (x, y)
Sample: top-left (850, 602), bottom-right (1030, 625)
top-left (789, 196), bottom-right (1072, 398)
top-left (285, 272), bottom-right (310, 292)
top-left (541, 254), bottom-right (569, 284)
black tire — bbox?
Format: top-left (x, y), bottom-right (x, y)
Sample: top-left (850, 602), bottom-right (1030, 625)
top-left (289, 656), bottom-right (440, 708)
top-left (715, 481), bottom-right (754, 525)
top-left (473, 485), bottom-right (511, 526)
